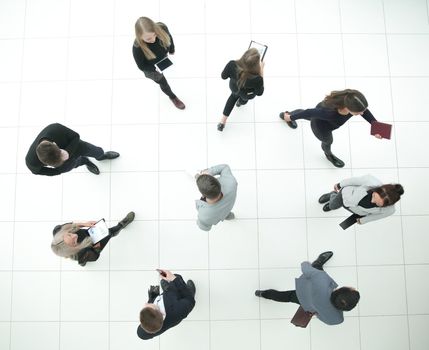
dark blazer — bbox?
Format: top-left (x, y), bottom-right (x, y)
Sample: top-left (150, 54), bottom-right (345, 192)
top-left (221, 60), bottom-right (264, 101)
top-left (25, 123), bottom-right (82, 176)
top-left (137, 274), bottom-right (195, 340)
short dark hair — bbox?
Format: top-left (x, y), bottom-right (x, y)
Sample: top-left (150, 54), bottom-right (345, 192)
top-left (196, 174), bottom-right (221, 200)
top-left (330, 287), bottom-right (360, 311)
top-left (36, 141), bottom-right (63, 167)
top-left (140, 306), bottom-right (163, 334)
top-left (372, 184), bottom-right (404, 207)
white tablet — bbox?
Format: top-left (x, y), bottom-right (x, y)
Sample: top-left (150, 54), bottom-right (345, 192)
top-left (87, 219), bottom-right (109, 244)
top-left (249, 40), bottom-right (268, 61)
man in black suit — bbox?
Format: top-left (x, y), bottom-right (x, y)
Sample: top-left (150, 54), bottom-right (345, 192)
top-left (25, 123), bottom-right (119, 176)
top-left (137, 269), bottom-right (196, 340)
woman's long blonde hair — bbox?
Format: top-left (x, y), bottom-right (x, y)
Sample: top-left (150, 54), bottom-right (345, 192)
top-left (51, 223), bottom-right (93, 260)
top-left (134, 17), bottom-right (171, 60)
top-left (236, 48), bottom-right (261, 89)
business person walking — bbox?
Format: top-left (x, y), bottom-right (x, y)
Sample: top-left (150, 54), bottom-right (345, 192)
top-left (133, 17), bottom-right (185, 109)
top-left (217, 48), bottom-right (264, 131)
top-left (279, 89), bottom-right (382, 167)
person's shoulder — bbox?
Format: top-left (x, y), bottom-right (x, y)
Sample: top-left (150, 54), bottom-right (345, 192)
top-left (157, 22), bottom-right (170, 32)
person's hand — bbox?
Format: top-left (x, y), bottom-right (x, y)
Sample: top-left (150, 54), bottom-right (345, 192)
top-left (93, 242), bottom-right (101, 249)
top-left (283, 112), bottom-right (292, 122)
top-left (76, 221), bottom-right (97, 227)
top-left (356, 218), bottom-right (361, 224)
top-left (169, 50), bottom-right (175, 55)
top-left (158, 269), bottom-right (176, 282)
top-left (148, 285), bottom-right (160, 300)
top-left (334, 183), bottom-right (341, 192)
top-left (374, 134), bottom-right (382, 139)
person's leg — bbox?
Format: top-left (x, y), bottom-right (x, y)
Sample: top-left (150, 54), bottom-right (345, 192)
top-left (311, 251), bottom-right (334, 270)
top-left (77, 140), bottom-right (104, 160)
top-left (218, 94), bottom-right (239, 131)
top-left (108, 212), bottom-right (136, 237)
top-left (310, 121), bottom-right (344, 168)
top-left (328, 191), bottom-right (344, 210)
top-left (256, 289), bottom-right (300, 304)
top-left (97, 234), bottom-right (112, 252)
top-left (143, 70), bottom-right (185, 109)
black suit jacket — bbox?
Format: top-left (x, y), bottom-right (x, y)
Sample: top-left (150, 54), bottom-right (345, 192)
top-left (137, 274), bottom-right (195, 340)
top-left (25, 123), bottom-right (82, 176)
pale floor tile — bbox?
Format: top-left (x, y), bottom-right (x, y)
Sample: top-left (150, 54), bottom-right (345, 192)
top-left (0, 223), bottom-right (14, 270)
top-left (12, 272), bottom-right (60, 321)
top-left (0, 83), bottom-right (20, 126)
top-left (295, 0), bottom-right (341, 33)
top-left (250, 0), bottom-right (296, 34)
top-left (357, 266), bottom-right (407, 316)
top-left (114, 0), bottom-right (159, 37)
top-left (360, 316), bottom-right (410, 350)
top-left (261, 319), bottom-right (310, 350)
top-left (0, 272), bottom-right (12, 321)
top-left (0, 0), bottom-right (25, 38)
top-left (409, 315), bottom-right (429, 350)
top-left (310, 317), bottom-right (360, 350)
top-left (210, 320), bottom-right (260, 350)
top-left (0, 40), bottom-right (23, 82)
top-left (231, 170), bottom-right (258, 219)
top-left (60, 322), bottom-right (109, 350)
top-left (396, 122), bottom-right (429, 167)
top-left (402, 216), bottom-right (429, 264)
top-left (113, 36), bottom-right (143, 80)
top-left (69, 0), bottom-right (114, 37)
top-left (160, 0), bottom-right (205, 34)
top-left (24, 0), bottom-right (69, 38)
top-left (160, 321), bottom-right (210, 350)
top-left (340, 0), bottom-right (385, 33)
top-left (258, 219), bottom-right (308, 268)
top-left (405, 265), bottom-right (429, 314)
top-left (11, 322), bottom-right (59, 350)
top-left (391, 77), bottom-right (429, 121)
top-left (110, 322), bottom-right (159, 350)
top-left (0, 175), bottom-right (16, 221)
top-left (0, 323), bottom-right (11, 350)
top-left (209, 219), bottom-right (258, 269)
top-left (205, 0), bottom-right (251, 34)
top-left (384, 0), bottom-right (429, 33)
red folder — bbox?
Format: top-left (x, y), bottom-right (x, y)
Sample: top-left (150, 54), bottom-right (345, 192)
top-left (291, 306), bottom-right (313, 328)
top-left (371, 121), bottom-right (392, 139)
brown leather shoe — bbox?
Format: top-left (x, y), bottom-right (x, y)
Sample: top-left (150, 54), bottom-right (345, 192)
top-left (170, 97), bottom-right (185, 110)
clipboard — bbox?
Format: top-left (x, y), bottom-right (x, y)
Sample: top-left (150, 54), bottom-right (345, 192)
top-left (248, 40), bottom-right (268, 61)
top-left (155, 56), bottom-right (173, 72)
top-left (87, 218), bottom-right (109, 244)
top-left (291, 306), bottom-right (313, 328)
top-left (370, 121), bottom-right (392, 140)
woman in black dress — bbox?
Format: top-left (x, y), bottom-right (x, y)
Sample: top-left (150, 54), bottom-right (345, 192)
top-left (280, 89), bottom-right (382, 167)
top-left (217, 48), bottom-right (264, 131)
top-left (133, 17), bottom-right (185, 109)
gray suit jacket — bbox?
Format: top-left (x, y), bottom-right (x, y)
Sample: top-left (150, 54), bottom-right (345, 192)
top-left (340, 174), bottom-right (395, 224)
top-left (295, 262), bottom-right (343, 325)
top-left (196, 164), bottom-right (238, 231)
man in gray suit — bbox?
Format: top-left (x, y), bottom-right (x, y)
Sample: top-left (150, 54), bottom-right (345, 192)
top-left (195, 164), bottom-right (238, 231)
top-left (255, 252), bottom-right (360, 325)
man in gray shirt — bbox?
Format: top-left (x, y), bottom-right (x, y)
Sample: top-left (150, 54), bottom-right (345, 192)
top-left (255, 252), bottom-right (360, 325)
top-left (195, 164), bottom-right (238, 231)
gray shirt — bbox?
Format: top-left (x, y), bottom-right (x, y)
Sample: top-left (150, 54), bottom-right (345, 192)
top-left (295, 262), bottom-right (343, 325)
top-left (340, 174), bottom-right (395, 224)
top-left (195, 164), bottom-right (238, 231)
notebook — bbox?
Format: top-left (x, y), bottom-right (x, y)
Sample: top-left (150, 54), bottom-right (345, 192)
top-left (291, 306), bottom-right (313, 328)
top-left (248, 40), bottom-right (268, 61)
top-left (155, 56), bottom-right (173, 72)
top-left (370, 121), bottom-right (392, 139)
top-left (339, 214), bottom-right (359, 230)
top-left (87, 219), bottom-right (109, 244)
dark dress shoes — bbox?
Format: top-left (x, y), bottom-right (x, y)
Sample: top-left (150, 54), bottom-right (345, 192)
top-left (255, 290), bottom-right (264, 297)
top-left (279, 112), bottom-right (298, 129)
top-left (322, 203), bottom-right (331, 212)
top-left (118, 211), bottom-right (135, 229)
top-left (85, 160), bottom-right (100, 175)
top-left (170, 97), bottom-right (186, 110)
top-left (187, 280), bottom-right (196, 297)
top-left (318, 192), bottom-right (333, 204)
top-left (311, 251), bottom-right (334, 270)
top-left (325, 153), bottom-right (345, 168)
top-left (217, 123), bottom-right (225, 132)
top-left (97, 151), bottom-right (120, 161)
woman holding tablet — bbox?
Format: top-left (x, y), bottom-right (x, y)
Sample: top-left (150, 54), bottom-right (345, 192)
top-left (279, 89), bottom-right (382, 167)
top-left (133, 17), bottom-right (185, 109)
top-left (51, 212), bottom-right (135, 266)
top-left (217, 48), bottom-right (265, 131)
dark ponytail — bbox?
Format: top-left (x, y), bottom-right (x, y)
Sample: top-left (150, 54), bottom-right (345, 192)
top-left (323, 89), bottom-right (368, 113)
top-left (373, 184), bottom-right (404, 207)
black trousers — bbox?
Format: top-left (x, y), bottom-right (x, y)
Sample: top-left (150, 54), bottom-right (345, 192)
top-left (223, 93), bottom-right (248, 117)
top-left (56, 140), bottom-right (104, 173)
top-left (311, 120), bottom-right (334, 155)
top-left (144, 70), bottom-right (176, 99)
top-left (261, 290), bottom-right (300, 304)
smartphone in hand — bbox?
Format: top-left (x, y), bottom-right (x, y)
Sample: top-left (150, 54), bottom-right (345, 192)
top-left (156, 269), bottom-right (167, 277)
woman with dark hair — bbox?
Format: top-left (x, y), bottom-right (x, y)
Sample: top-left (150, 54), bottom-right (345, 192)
top-left (217, 48), bottom-right (265, 131)
top-left (51, 212), bottom-right (135, 266)
top-left (319, 174), bottom-right (404, 224)
top-left (279, 89), bottom-right (382, 167)
top-left (133, 17), bottom-right (185, 109)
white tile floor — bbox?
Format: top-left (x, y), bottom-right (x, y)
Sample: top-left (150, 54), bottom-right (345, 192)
top-left (0, 0), bottom-right (428, 349)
